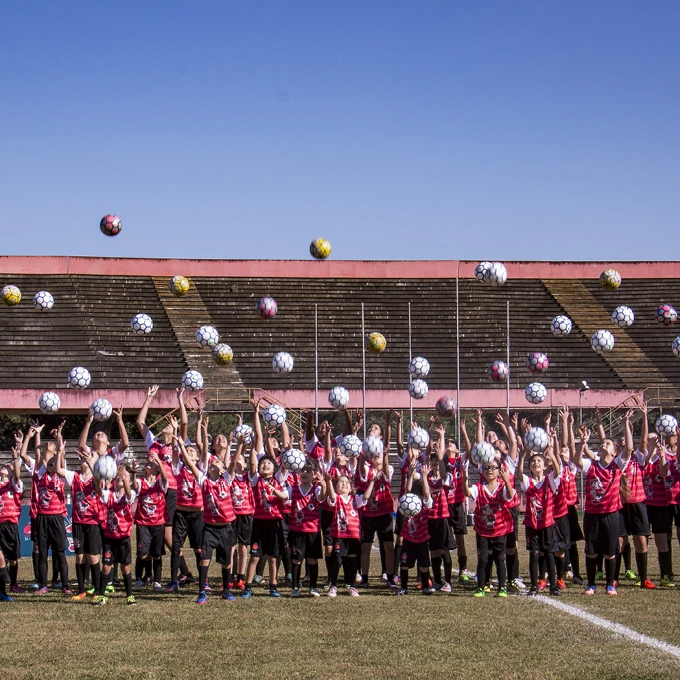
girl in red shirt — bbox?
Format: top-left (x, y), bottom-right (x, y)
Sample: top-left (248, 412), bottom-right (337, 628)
top-left (0, 445), bottom-right (22, 601)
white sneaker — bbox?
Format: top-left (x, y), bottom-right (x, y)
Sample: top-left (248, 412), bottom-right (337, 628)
top-left (348, 587), bottom-right (360, 597)
top-left (152, 582), bottom-right (163, 592)
top-left (132, 579), bottom-right (145, 590)
top-left (565, 570), bottom-right (574, 582)
top-left (511, 578), bottom-right (526, 591)
top-left (327, 586), bottom-right (338, 598)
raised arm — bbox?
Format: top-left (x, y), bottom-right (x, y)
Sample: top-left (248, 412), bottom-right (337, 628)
top-left (18, 428), bottom-right (33, 467)
top-left (558, 407), bottom-right (569, 449)
top-left (304, 409), bottom-right (316, 443)
top-left (11, 444), bottom-right (21, 484)
top-left (546, 431), bottom-right (562, 476)
top-left (195, 407), bottom-right (204, 454)
top-left (638, 401), bottom-right (649, 456)
top-left (175, 436), bottom-right (200, 479)
top-left (136, 384), bottom-right (159, 437)
top-left (461, 465), bottom-right (472, 498)
top-left (251, 399), bottom-right (263, 454)
top-left (280, 420), bottom-right (291, 451)
top-left (595, 407), bottom-right (606, 443)
top-left (620, 410), bottom-right (634, 462)
top-left (461, 418), bottom-right (472, 456)
top-left (383, 410), bottom-right (392, 455)
top-left (475, 409), bottom-right (484, 444)
top-left (433, 422), bottom-right (446, 461)
top-left (176, 387), bottom-right (188, 442)
top-left (78, 413), bottom-right (94, 452)
top-left (421, 462), bottom-right (431, 503)
top-left (115, 407), bottom-right (129, 454)
top-left (573, 425), bottom-right (591, 469)
top-left (500, 465), bottom-right (516, 501)
top-left (342, 407), bottom-right (353, 437)
top-left (499, 411), bottom-right (517, 462)
top-left (567, 411), bottom-right (576, 463)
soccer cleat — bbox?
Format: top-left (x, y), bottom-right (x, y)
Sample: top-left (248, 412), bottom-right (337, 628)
top-left (564, 570), bottom-right (574, 582)
top-left (473, 587), bottom-right (486, 598)
top-left (290, 588), bottom-right (301, 598)
top-left (483, 585), bottom-right (491, 593)
top-left (269, 587), bottom-right (281, 598)
top-left (584, 585), bottom-right (596, 595)
top-left (85, 586), bottom-right (96, 595)
top-left (387, 578), bottom-right (400, 590)
top-left (196, 591), bottom-right (207, 605)
top-left (380, 573), bottom-right (388, 582)
top-left (327, 586), bottom-right (338, 598)
top-left (204, 581), bottom-right (212, 593)
top-left (606, 585), bottom-right (618, 596)
top-left (92, 595), bottom-right (108, 606)
top-left (572, 576), bottom-right (584, 585)
top-left (348, 587), bottom-right (360, 597)
top-left (556, 578), bottom-right (567, 590)
top-left (624, 569), bottom-right (637, 581)
top-left (106, 584), bottom-right (116, 594)
top-left (52, 581), bottom-right (62, 589)
top-left (222, 590), bottom-right (236, 601)
top-left (309, 588), bottom-right (321, 597)
top-left (152, 582), bottom-right (163, 592)
top-left (236, 579), bottom-right (246, 591)
top-left (132, 580), bottom-right (145, 590)
top-left (358, 580), bottom-right (369, 589)
top-left (527, 586), bottom-right (538, 597)
top-left (510, 578), bottom-right (526, 591)
top-left (62, 588), bottom-right (73, 596)
top-left (0, 593), bottom-right (14, 602)
top-left (252, 575), bottom-right (265, 585)
top-left (537, 579), bottom-right (547, 592)
top-left (549, 586), bottom-right (562, 597)
top-left (660, 576), bottom-right (676, 588)
top-left (10, 584), bottom-right (24, 594)
top-left (497, 587), bottom-right (508, 598)
top-left (459, 573), bottom-right (472, 585)
top-left (164, 582), bottom-right (179, 593)
top-left (126, 595), bottom-right (138, 606)
top-left (30, 582), bottom-right (40, 590)
top-left (396, 588), bottom-right (409, 596)
top-left (421, 587), bottom-right (433, 596)
top-left (71, 592), bottom-right (88, 601)
top-left (35, 586), bottom-right (49, 595)
top-left (178, 572), bottom-right (195, 586)
top-left (594, 570), bottom-right (605, 581)
top-left (440, 582), bottom-right (452, 593)
top-left (241, 587), bottom-right (252, 600)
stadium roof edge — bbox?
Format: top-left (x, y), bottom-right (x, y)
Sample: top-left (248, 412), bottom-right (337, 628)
top-left (1, 256), bottom-right (679, 280)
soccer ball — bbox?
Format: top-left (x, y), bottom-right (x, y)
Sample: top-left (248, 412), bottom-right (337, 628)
top-left (436, 396), bottom-right (457, 417)
top-left (366, 332), bottom-right (387, 354)
top-left (67, 366), bottom-right (91, 389)
top-left (551, 315), bottom-right (572, 336)
top-left (131, 313), bottom-right (153, 335)
top-left (656, 305), bottom-right (677, 326)
top-left (655, 414), bottom-right (678, 437)
top-left (485, 262), bottom-right (508, 286)
top-left (263, 404), bottom-right (287, 427)
top-left (470, 442), bottom-right (496, 466)
top-left (232, 423), bottom-right (253, 444)
top-left (90, 398), bottom-right (113, 422)
top-left (100, 214), bottom-right (122, 237)
top-left (168, 276), bottom-right (190, 296)
top-left (328, 386), bottom-right (350, 409)
top-left (310, 238), bottom-right (332, 260)
top-left (591, 329), bottom-right (615, 353)
top-left (673, 337), bottom-right (680, 357)
top-left (398, 493), bottom-right (423, 517)
top-left (272, 351), bottom-right (294, 373)
top-left (409, 356), bottom-right (430, 378)
top-left (38, 391), bottom-right (60, 413)
top-left (281, 448), bottom-right (307, 471)
top-left (612, 306), bottom-right (635, 328)
top-left (93, 456), bottom-right (117, 481)
top-left (524, 427), bottom-right (549, 453)
top-left (182, 370), bottom-right (204, 391)
top-left (33, 291), bottom-right (54, 311)
top-left (525, 382), bottom-right (547, 404)
top-left (474, 262), bottom-right (492, 282)
top-left (526, 352), bottom-right (549, 374)
top-left (257, 296), bottom-right (278, 319)
top-left (196, 325), bottom-right (219, 347)
top-left (408, 379), bottom-right (429, 400)
top-left (212, 344), bottom-right (233, 365)
top-left (408, 427), bottom-right (430, 451)
top-left (338, 435), bottom-right (362, 458)
top-left (2, 285), bottom-right (21, 306)
top-left (488, 360), bottom-right (509, 382)
top-left (600, 269), bottom-right (621, 290)
top-left (362, 436), bottom-right (384, 458)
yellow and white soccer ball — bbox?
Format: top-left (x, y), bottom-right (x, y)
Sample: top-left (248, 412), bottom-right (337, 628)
top-left (366, 332), bottom-right (387, 354)
top-left (310, 238), bottom-right (332, 260)
top-left (2, 285), bottom-right (21, 306)
top-left (212, 343), bottom-right (234, 365)
top-left (599, 269), bottom-right (621, 290)
top-left (169, 275), bottom-right (190, 296)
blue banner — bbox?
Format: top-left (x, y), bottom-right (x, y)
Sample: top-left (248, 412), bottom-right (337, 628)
top-left (18, 506), bottom-right (75, 557)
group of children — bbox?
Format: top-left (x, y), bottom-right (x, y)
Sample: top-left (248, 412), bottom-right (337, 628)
top-left (0, 388), bottom-right (678, 605)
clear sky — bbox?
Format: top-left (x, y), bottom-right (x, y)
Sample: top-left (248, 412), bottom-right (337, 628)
top-left (1, 1), bottom-right (678, 262)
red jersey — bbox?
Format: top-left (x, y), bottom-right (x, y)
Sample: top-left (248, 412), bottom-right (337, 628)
top-left (402, 503), bottom-right (431, 544)
top-left (522, 474), bottom-right (558, 530)
top-left (174, 464), bottom-right (203, 509)
top-left (0, 479), bottom-right (23, 524)
top-left (327, 460), bottom-right (355, 481)
top-left (623, 452), bottom-right (646, 504)
top-left (230, 473), bottom-right (255, 515)
top-left (103, 490), bottom-right (135, 539)
top-left (35, 470), bottom-right (66, 516)
top-left (471, 482), bottom-right (514, 538)
top-left (134, 477), bottom-right (167, 526)
top-left (427, 473), bottom-right (451, 520)
top-left (561, 462), bottom-right (578, 507)
top-left (667, 453), bottom-right (680, 505)
top-left (643, 457), bottom-right (672, 506)
top-left (290, 484), bottom-right (322, 533)
top-left (201, 474), bottom-right (235, 525)
top-left (306, 440), bottom-right (326, 462)
top-left (67, 471), bottom-right (101, 524)
top-left (582, 458), bottom-right (623, 514)
top-left (360, 466), bottom-right (394, 517)
top-left (330, 493), bottom-right (361, 539)
top-left (447, 455), bottom-right (467, 504)
top-left (146, 434), bottom-right (177, 491)
top-left (250, 472), bottom-right (285, 520)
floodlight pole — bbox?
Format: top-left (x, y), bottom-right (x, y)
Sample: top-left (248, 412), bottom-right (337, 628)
top-left (315, 304), bottom-right (319, 425)
top-left (408, 301), bottom-right (413, 424)
top-left (361, 302), bottom-right (366, 438)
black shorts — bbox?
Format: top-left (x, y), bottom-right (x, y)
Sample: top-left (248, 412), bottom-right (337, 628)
top-left (623, 502), bottom-right (651, 537)
top-left (553, 514), bottom-right (570, 552)
top-left (617, 509), bottom-right (628, 538)
top-left (0, 522), bottom-right (20, 561)
top-left (172, 508), bottom-right (204, 552)
top-left (103, 536), bottom-right (132, 566)
top-left (164, 489), bottom-right (177, 526)
top-left (427, 518), bottom-right (455, 551)
top-left (136, 524), bottom-right (166, 558)
top-left (525, 525), bottom-right (558, 554)
top-left (447, 502), bottom-right (468, 535)
top-left (646, 504), bottom-right (672, 535)
top-left (288, 530), bottom-right (323, 561)
top-left (234, 514), bottom-right (253, 545)
top-left (360, 514), bottom-right (394, 544)
top-left (504, 507), bottom-right (518, 550)
top-left (567, 505), bottom-right (584, 542)
top-left (332, 537), bottom-right (361, 560)
top-left (250, 518), bottom-right (284, 558)
top-left (583, 511), bottom-right (619, 557)
top-left (36, 514), bottom-right (66, 553)
top-left (475, 534), bottom-right (507, 559)
top-left (400, 538), bottom-right (431, 570)
top-left (321, 508), bottom-right (334, 547)
top-left (72, 522), bottom-right (102, 556)
top-left (201, 523), bottom-right (234, 565)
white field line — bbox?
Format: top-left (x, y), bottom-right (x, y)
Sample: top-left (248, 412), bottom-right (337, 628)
top-left (537, 596), bottom-right (680, 662)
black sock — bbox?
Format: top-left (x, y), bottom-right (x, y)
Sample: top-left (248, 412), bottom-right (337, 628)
top-left (0, 566), bottom-right (7, 594)
top-left (222, 567), bottom-right (231, 592)
top-left (431, 556), bottom-right (443, 584)
top-left (659, 551), bottom-right (671, 579)
top-left (57, 551), bottom-right (69, 587)
top-left (9, 563), bottom-right (18, 586)
top-left (400, 569), bottom-right (409, 591)
top-left (324, 555), bottom-right (334, 582)
top-left (342, 560), bottom-right (351, 587)
top-left (76, 562), bottom-right (85, 594)
top-left (485, 557), bottom-right (493, 584)
top-left (123, 572), bottom-right (132, 597)
top-left (32, 551), bottom-right (40, 582)
top-left (596, 554), bottom-right (603, 573)
top-left (108, 568), bottom-right (114, 585)
top-left (347, 556), bottom-right (358, 587)
top-left (83, 561), bottom-right (91, 583)
top-left (52, 553), bottom-right (59, 583)
top-left (529, 552), bottom-right (539, 588)
top-left (420, 570), bottom-right (430, 589)
top-left (569, 545), bottom-right (581, 578)
top-left (604, 557), bottom-right (616, 587)
top-left (309, 562), bottom-right (319, 589)
top-left (379, 540), bottom-right (386, 574)
top-left (143, 559), bottom-right (152, 580)
top-left (282, 548), bottom-right (292, 578)
top-left (477, 555), bottom-right (488, 588)
top-left (291, 562), bottom-right (302, 590)
top-left (179, 554), bottom-right (189, 577)
top-left (636, 551), bottom-right (648, 585)
top-left (393, 544), bottom-right (403, 572)
top-left (547, 553), bottom-right (556, 588)
top-left (171, 553), bottom-right (180, 583)
top-left (586, 556), bottom-right (597, 586)
top-left (615, 549), bottom-right (622, 582)
top-left (458, 554), bottom-right (468, 573)
top-left (199, 565), bottom-right (209, 593)
top-left (667, 536), bottom-right (673, 574)
top-left (329, 559), bottom-right (340, 587)
top-left (99, 570), bottom-right (109, 596)
top-left (91, 562), bottom-right (101, 594)
top-left (538, 553), bottom-right (547, 581)
top-left (135, 556), bottom-right (144, 580)
top-left (361, 573), bottom-right (369, 585)
top-left (622, 542), bottom-right (632, 571)
top-left (494, 552), bottom-right (507, 589)
top-left (195, 552), bottom-right (202, 574)
top-left (113, 562), bottom-right (120, 580)
top-left (38, 553), bottom-right (48, 587)
top-left (153, 558), bottom-right (162, 585)
top-left (555, 554), bottom-right (566, 581)
top-left (442, 551), bottom-right (452, 584)
top-left (506, 552), bottom-right (517, 584)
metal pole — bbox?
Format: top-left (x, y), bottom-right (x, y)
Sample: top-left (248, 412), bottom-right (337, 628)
top-left (506, 299), bottom-right (510, 418)
top-left (456, 277), bottom-right (461, 446)
top-left (408, 301), bottom-right (413, 425)
top-left (361, 302), bottom-right (366, 438)
top-left (579, 390), bottom-right (584, 507)
top-left (315, 303), bottom-right (319, 425)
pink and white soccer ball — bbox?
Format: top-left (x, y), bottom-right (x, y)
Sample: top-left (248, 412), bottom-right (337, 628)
top-left (408, 379), bottom-right (428, 399)
top-left (338, 435), bottom-right (362, 458)
top-left (181, 370), bottom-right (204, 392)
top-left (281, 448), bottom-right (306, 471)
top-left (655, 414), bottom-right (678, 436)
top-left (612, 306), bottom-right (634, 328)
top-left (526, 352), bottom-right (549, 374)
top-left (550, 315), bottom-right (572, 336)
top-left (100, 214), bottom-right (122, 237)
top-left (591, 330), bottom-right (615, 353)
top-left (328, 386), bottom-right (350, 409)
top-left (524, 427), bottom-right (549, 453)
top-left (362, 436), bottom-right (384, 458)
top-left (488, 360), bottom-right (509, 382)
top-left (436, 396), bottom-right (457, 417)
top-left (90, 398), bottom-right (113, 422)
top-left (38, 391), bottom-right (60, 414)
top-left (673, 337), bottom-right (680, 357)
top-left (407, 427), bottom-right (430, 451)
top-left (257, 296), bottom-right (278, 319)
top-left (470, 442), bottom-right (496, 465)
top-left (656, 305), bottom-right (677, 326)
top-left (408, 356), bottom-right (430, 379)
top-left (93, 455), bottom-right (117, 481)
top-left (525, 382), bottom-right (547, 404)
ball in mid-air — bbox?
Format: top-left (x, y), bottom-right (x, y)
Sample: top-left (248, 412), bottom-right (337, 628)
top-left (599, 269), bottom-right (621, 290)
top-left (100, 214), bottom-right (122, 237)
top-left (488, 360), bottom-right (509, 382)
top-left (338, 434), bottom-right (362, 458)
top-left (366, 332), bottom-right (387, 354)
top-left (525, 382), bottom-right (547, 404)
top-left (212, 343), bottom-right (233, 365)
top-left (409, 356), bottom-right (430, 379)
top-left (168, 276), bottom-right (190, 296)
top-left (281, 448), bottom-right (306, 471)
top-left (263, 404), bottom-right (286, 426)
top-left (93, 456), bottom-right (117, 481)
top-left (612, 306), bottom-right (634, 328)
top-left (470, 442), bottom-right (496, 465)
top-left (656, 414), bottom-right (678, 436)
top-left (67, 366), bottom-right (91, 389)
top-left (672, 336), bottom-right (680, 357)
top-left (362, 436), bottom-right (384, 458)
top-left (407, 427), bottom-right (430, 451)
top-left (272, 351), bottom-right (294, 373)
top-left (551, 315), bottom-right (572, 336)
top-left (33, 291), bottom-right (54, 311)
top-left (485, 262), bottom-right (508, 286)
top-left (398, 493), bottom-right (423, 517)
top-left (526, 352), bottom-right (549, 374)
top-left (195, 325), bottom-right (219, 347)
top-left (524, 427), bottom-right (549, 453)
top-left (181, 370), bottom-right (204, 392)
top-left (591, 329), bottom-right (615, 353)
top-left (131, 313), bottom-right (153, 335)
top-left (408, 379), bottom-right (428, 400)
top-left (655, 305), bottom-right (677, 326)
top-left (328, 386), bottom-right (350, 409)
top-left (90, 398), bottom-right (113, 422)
top-left (474, 262), bottom-right (492, 282)
top-left (38, 391), bottom-right (60, 414)
top-left (232, 423), bottom-right (253, 444)
top-left (2, 285), bottom-right (21, 306)
top-left (310, 238), bottom-right (332, 260)
top-left (435, 396), bottom-right (457, 417)
top-left (257, 296), bottom-right (278, 319)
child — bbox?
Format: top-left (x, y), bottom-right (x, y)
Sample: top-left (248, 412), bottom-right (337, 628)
top-left (430, 422), bottom-right (455, 591)
top-left (462, 455), bottom-right (515, 598)
top-left (94, 464), bottom-right (137, 605)
top-left (78, 406), bottom-right (129, 463)
top-left (0, 445), bottom-right (23, 601)
top-left (229, 432), bottom-right (255, 592)
top-left (324, 472), bottom-right (374, 597)
top-left (518, 428), bottom-right (562, 596)
top-left (398, 460), bottom-right (433, 595)
top-left (288, 458), bottom-right (327, 597)
top-left (132, 452), bottom-right (168, 591)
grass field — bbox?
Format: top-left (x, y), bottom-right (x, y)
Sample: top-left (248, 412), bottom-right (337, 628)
top-left (3, 532), bottom-right (680, 680)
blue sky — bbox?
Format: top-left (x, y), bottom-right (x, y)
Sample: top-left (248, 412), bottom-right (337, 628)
top-left (1, 2), bottom-right (678, 261)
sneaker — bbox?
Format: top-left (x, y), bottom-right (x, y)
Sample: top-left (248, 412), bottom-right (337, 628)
top-left (527, 586), bottom-right (538, 597)
top-left (459, 573), bottom-right (472, 585)
top-left (71, 592), bottom-right (88, 601)
top-left (290, 588), bottom-right (301, 598)
top-left (348, 587), bottom-right (360, 597)
top-left (30, 582), bottom-right (40, 590)
top-left (269, 587), bottom-right (281, 598)
top-left (660, 576), bottom-right (676, 588)
top-left (497, 587), bottom-right (508, 598)
top-left (624, 569), bottom-right (637, 581)
top-left (556, 578), bottom-right (567, 591)
top-left (152, 582), bottom-right (163, 592)
top-left (309, 588), bottom-right (321, 597)
top-left (35, 586), bottom-right (48, 595)
top-left (62, 588), bottom-right (73, 596)
top-left (236, 579), bottom-right (246, 591)
top-left (241, 587), bottom-right (252, 600)
top-left (85, 586), bottom-right (96, 595)
top-left (508, 581), bottom-right (521, 593)
top-left (595, 570), bottom-right (605, 581)
top-left (396, 588), bottom-right (409, 596)
top-left (432, 582), bottom-right (443, 592)
top-left (132, 579), bottom-right (145, 590)
top-left (165, 582), bottom-right (179, 593)
top-left (440, 582), bottom-right (452, 593)
top-left (565, 570), bottom-right (574, 582)
top-left (606, 584), bottom-right (618, 596)
top-left (10, 584), bottom-right (24, 594)
top-left (327, 586), bottom-right (338, 598)
top-left (380, 573), bottom-right (388, 582)
top-left (572, 576), bottom-right (584, 585)
top-left (196, 591), bottom-right (207, 605)
top-left (387, 577), bottom-right (400, 590)
top-left (112, 578), bottom-right (122, 586)
top-left (422, 587), bottom-right (433, 596)
top-left (473, 587), bottom-right (486, 598)
top-left (252, 575), bottom-right (265, 585)
top-left (52, 580), bottom-right (62, 589)
top-left (284, 573), bottom-right (293, 586)
top-left (584, 585), bottom-right (596, 595)
top-left (358, 580), bottom-right (369, 589)
top-left (483, 585), bottom-right (491, 593)
top-left (642, 579), bottom-right (657, 590)
top-left (511, 578), bottom-right (526, 591)
top-left (612, 580), bottom-right (618, 589)
top-left (537, 579), bottom-right (547, 592)
top-left (0, 593), bottom-right (14, 602)
top-left (92, 595), bottom-right (108, 606)
top-left (126, 595), bottom-right (138, 606)
top-left (178, 572), bottom-right (195, 586)
top-left (550, 586), bottom-right (562, 596)
top-left (204, 581), bottom-right (212, 593)
top-left (356, 573), bottom-right (362, 584)
top-left (222, 590), bottom-right (236, 601)
top-left (105, 584), bottom-right (115, 594)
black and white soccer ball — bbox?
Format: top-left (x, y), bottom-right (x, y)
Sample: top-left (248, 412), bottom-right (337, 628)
top-left (475, 262), bottom-right (492, 282)
top-left (38, 391), bottom-right (60, 414)
top-left (525, 382), bottom-right (547, 404)
top-left (281, 448), bottom-right (306, 471)
top-left (407, 427), bottom-right (430, 451)
top-left (67, 366), bottom-right (91, 389)
top-left (195, 325), bottom-right (219, 347)
top-left (409, 356), bottom-right (430, 379)
top-left (181, 370), bottom-right (204, 392)
top-left (673, 336), bottom-right (680, 357)
top-left (524, 427), bottom-right (549, 453)
top-left (272, 351), bottom-right (294, 373)
top-left (90, 398), bottom-right (113, 422)
top-left (263, 404), bottom-right (286, 427)
top-left (550, 315), bottom-right (572, 336)
top-left (328, 386), bottom-right (350, 409)
top-left (131, 313), bottom-right (153, 335)
top-left (612, 306), bottom-right (634, 328)
top-left (33, 290), bottom-right (54, 312)
top-left (232, 424), bottom-right (253, 444)
top-left (338, 435), bottom-right (362, 458)
top-left (591, 329), bottom-right (615, 353)
top-left (470, 441), bottom-right (496, 465)
top-left (398, 492), bottom-right (423, 517)
top-left (362, 436), bottom-right (384, 459)
top-left (408, 379), bottom-right (429, 400)
top-left (655, 414), bottom-right (678, 437)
